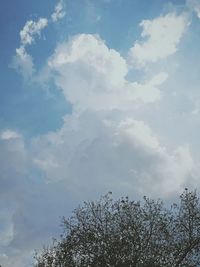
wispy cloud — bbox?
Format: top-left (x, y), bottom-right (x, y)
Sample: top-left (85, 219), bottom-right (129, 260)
top-left (12, 18), bottom-right (48, 79)
top-left (51, 0), bottom-right (66, 22)
top-left (12, 1), bottom-right (65, 79)
top-left (20, 18), bottom-right (48, 47)
top-left (187, 0), bottom-right (200, 18)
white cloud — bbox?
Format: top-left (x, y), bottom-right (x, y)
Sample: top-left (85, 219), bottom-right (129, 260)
top-left (12, 0), bottom-right (66, 79)
top-left (47, 34), bottom-right (167, 110)
top-left (13, 0), bottom-right (66, 79)
top-left (31, 34), bottom-right (194, 197)
top-left (187, 0), bottom-right (200, 18)
top-left (127, 72), bottom-right (168, 103)
top-left (12, 46), bottom-right (34, 79)
top-left (117, 119), bottom-right (162, 152)
top-left (12, 18), bottom-right (47, 79)
top-left (129, 13), bottom-right (189, 66)
top-left (32, 113), bottom-right (198, 197)
top-left (0, 130), bottom-right (27, 180)
top-left (1, 130), bottom-right (21, 140)
top-left (20, 18), bottom-right (48, 47)
top-left (115, 119), bottom-right (198, 194)
top-left (29, 32), bottom-right (199, 199)
top-left (51, 0), bottom-right (66, 22)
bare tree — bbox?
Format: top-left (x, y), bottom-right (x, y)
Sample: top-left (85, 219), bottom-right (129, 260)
top-left (34, 189), bottom-right (200, 267)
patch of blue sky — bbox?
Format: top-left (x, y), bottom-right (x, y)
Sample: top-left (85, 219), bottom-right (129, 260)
top-left (0, 0), bottom-right (70, 137)
top-left (0, 75), bottom-right (71, 137)
top-left (59, 0), bottom-right (167, 52)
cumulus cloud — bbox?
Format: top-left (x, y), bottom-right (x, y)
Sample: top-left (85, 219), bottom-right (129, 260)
top-left (30, 33), bottom-right (198, 198)
top-left (129, 13), bottom-right (189, 66)
top-left (51, 0), bottom-right (66, 22)
top-left (36, 34), bottom-right (168, 195)
top-left (32, 112), bottom-right (199, 197)
top-left (26, 22), bottom-right (200, 208)
top-left (47, 34), bottom-right (167, 110)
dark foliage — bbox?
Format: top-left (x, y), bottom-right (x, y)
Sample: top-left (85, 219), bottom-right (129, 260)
top-left (34, 189), bottom-right (200, 267)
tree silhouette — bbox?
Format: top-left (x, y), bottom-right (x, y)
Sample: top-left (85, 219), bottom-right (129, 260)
top-left (34, 189), bottom-right (200, 267)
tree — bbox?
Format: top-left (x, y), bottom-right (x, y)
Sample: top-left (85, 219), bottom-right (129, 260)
top-left (34, 189), bottom-right (200, 267)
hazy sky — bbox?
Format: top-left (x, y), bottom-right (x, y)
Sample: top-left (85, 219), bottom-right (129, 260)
top-left (1, 0), bottom-right (200, 266)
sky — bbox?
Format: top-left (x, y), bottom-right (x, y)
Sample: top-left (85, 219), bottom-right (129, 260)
top-left (1, 0), bottom-right (200, 266)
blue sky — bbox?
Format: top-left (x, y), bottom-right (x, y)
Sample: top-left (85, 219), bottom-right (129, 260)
top-left (1, 0), bottom-right (200, 266)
